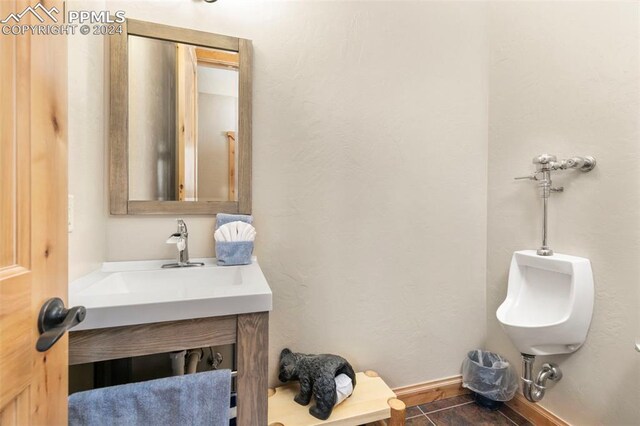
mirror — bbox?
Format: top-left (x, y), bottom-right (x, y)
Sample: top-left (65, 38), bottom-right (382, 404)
top-left (128, 36), bottom-right (239, 202)
top-left (110, 19), bottom-right (252, 215)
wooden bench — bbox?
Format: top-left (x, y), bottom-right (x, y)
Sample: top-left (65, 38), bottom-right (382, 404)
top-left (268, 370), bottom-right (405, 426)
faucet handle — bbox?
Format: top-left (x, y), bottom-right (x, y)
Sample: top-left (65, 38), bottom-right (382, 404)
top-left (176, 218), bottom-right (188, 234)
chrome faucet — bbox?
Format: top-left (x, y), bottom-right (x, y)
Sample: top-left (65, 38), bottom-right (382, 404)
top-left (162, 219), bottom-right (204, 268)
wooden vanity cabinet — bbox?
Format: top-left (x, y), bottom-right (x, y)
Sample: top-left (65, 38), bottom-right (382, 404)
top-left (69, 312), bottom-right (268, 426)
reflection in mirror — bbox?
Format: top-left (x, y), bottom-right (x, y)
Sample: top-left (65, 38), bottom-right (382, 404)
top-left (128, 35), bottom-right (239, 202)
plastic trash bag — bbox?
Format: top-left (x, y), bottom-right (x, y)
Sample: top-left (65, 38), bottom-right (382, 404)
top-left (461, 350), bottom-right (518, 402)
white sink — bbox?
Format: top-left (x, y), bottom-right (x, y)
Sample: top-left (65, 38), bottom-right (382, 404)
top-left (69, 257), bottom-right (272, 331)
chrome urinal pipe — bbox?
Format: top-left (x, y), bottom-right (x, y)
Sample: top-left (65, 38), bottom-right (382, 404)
top-left (537, 169), bottom-right (553, 256)
top-left (521, 354), bottom-right (562, 403)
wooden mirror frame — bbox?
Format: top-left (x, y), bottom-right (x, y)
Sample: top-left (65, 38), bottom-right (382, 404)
top-left (109, 19), bottom-right (252, 215)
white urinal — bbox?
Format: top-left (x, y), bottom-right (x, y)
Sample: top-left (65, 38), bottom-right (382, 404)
top-left (497, 250), bottom-right (594, 355)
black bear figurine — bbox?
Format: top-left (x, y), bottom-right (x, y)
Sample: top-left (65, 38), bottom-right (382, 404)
top-left (278, 348), bottom-right (357, 421)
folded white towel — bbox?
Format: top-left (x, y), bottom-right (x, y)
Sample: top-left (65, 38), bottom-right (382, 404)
top-left (221, 225), bottom-right (232, 242)
top-left (236, 222), bottom-right (251, 240)
top-left (214, 221), bottom-right (256, 242)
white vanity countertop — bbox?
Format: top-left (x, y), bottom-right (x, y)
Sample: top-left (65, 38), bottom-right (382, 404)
top-left (69, 257), bottom-right (272, 331)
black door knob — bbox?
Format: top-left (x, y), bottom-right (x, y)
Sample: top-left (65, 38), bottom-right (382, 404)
top-left (36, 297), bottom-right (86, 352)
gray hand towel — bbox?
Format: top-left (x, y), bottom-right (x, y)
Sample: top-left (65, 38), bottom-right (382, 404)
top-left (69, 369), bottom-right (231, 426)
top-left (216, 213), bottom-right (253, 228)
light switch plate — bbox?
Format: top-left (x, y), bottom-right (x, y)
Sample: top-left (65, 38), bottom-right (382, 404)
top-left (68, 195), bottom-right (74, 233)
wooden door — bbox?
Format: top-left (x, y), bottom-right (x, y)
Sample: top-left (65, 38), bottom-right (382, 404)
top-left (0, 0), bottom-right (68, 424)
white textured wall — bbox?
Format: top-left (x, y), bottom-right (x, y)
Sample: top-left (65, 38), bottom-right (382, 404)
top-left (67, 0), bottom-right (108, 281)
top-left (487, 2), bottom-right (640, 424)
top-left (69, 0), bottom-right (490, 388)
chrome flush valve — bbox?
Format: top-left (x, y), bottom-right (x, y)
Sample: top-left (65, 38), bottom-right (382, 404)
top-left (519, 154), bottom-right (596, 198)
top-left (515, 153), bottom-right (596, 256)
top-left (532, 154), bottom-right (563, 198)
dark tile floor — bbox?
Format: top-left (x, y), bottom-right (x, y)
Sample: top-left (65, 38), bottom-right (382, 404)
top-left (406, 394), bottom-right (534, 426)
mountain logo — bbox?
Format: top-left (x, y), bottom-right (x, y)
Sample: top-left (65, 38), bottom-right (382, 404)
top-left (1, 3), bottom-right (60, 24)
